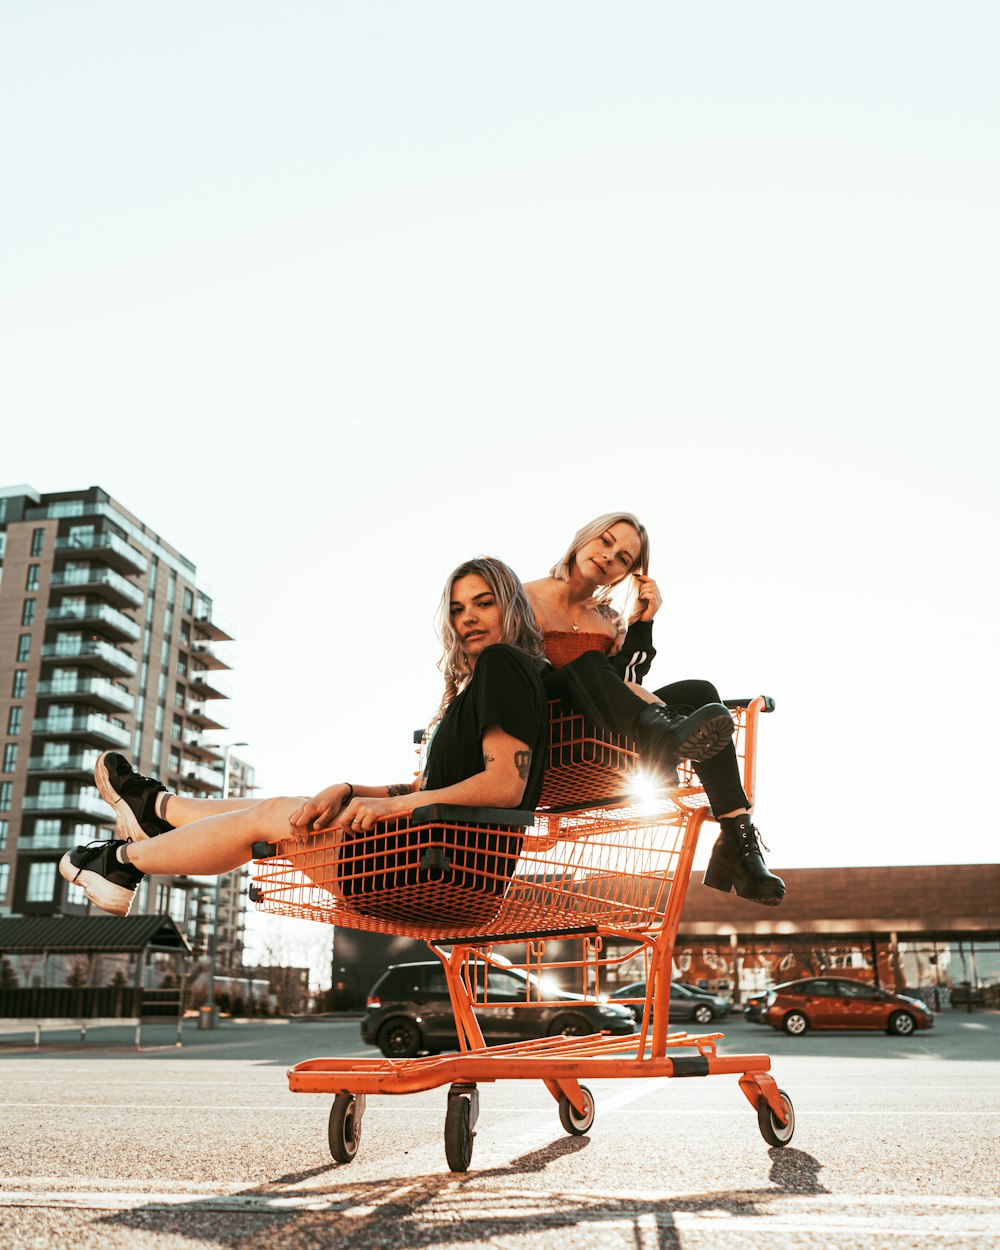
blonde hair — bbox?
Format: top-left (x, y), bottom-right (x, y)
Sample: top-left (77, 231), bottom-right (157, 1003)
top-left (548, 512), bottom-right (650, 612)
top-left (431, 556), bottom-right (544, 731)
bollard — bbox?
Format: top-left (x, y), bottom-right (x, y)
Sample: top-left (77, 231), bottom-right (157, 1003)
top-left (198, 1005), bottom-right (219, 1030)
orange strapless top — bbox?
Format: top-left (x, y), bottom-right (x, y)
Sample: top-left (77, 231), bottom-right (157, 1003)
top-left (543, 630), bottom-right (615, 669)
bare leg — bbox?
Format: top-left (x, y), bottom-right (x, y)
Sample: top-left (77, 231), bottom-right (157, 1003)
top-left (625, 680), bottom-right (664, 706)
top-left (126, 797), bottom-right (300, 877)
top-left (160, 793), bottom-right (263, 828)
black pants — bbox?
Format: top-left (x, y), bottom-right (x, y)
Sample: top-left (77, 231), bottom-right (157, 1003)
top-left (542, 653), bottom-right (749, 816)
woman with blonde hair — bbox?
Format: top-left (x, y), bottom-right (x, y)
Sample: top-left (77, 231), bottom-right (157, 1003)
top-left (61, 557), bottom-right (549, 917)
top-left (525, 512), bottom-right (784, 907)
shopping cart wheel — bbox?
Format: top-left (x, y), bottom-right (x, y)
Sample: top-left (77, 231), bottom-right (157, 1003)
top-left (329, 1093), bottom-right (365, 1163)
top-left (444, 1085), bottom-right (479, 1172)
top-left (558, 1086), bottom-right (595, 1135)
top-left (757, 1088), bottom-right (795, 1147)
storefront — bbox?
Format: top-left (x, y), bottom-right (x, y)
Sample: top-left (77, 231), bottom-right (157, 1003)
top-left (335, 863), bottom-right (1000, 1009)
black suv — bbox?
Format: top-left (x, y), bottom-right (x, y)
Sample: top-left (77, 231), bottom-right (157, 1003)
top-left (362, 961), bottom-right (636, 1057)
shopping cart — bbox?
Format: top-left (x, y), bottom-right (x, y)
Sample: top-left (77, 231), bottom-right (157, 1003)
top-left (250, 695), bottom-right (794, 1171)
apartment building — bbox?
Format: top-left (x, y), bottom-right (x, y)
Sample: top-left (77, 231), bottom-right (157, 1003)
top-left (0, 484), bottom-right (249, 968)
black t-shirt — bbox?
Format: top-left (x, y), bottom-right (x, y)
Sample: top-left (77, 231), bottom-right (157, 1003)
top-left (424, 643), bottom-right (547, 811)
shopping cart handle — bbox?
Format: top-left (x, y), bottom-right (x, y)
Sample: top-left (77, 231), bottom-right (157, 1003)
top-left (252, 841), bottom-right (279, 859)
top-left (410, 804), bottom-right (535, 828)
top-left (723, 695), bottom-right (776, 713)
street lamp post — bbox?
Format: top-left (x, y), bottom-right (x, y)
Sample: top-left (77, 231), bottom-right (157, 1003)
top-left (205, 740), bottom-right (248, 1022)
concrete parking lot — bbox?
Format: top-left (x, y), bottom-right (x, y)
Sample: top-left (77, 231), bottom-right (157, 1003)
top-left (1, 1010), bottom-right (998, 1249)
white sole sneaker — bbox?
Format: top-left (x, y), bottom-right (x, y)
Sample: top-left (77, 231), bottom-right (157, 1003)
top-left (94, 751), bottom-right (150, 841)
top-left (58, 851), bottom-right (136, 917)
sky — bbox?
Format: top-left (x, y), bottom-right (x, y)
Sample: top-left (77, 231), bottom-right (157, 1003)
top-left (2, 4), bottom-right (998, 970)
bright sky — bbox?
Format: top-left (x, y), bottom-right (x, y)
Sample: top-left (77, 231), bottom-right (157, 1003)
top-left (3, 0), bottom-right (998, 942)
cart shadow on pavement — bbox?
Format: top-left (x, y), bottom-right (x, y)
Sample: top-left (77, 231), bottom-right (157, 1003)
top-left (95, 1139), bottom-right (831, 1250)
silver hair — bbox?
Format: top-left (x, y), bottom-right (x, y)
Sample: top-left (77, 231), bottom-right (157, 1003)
top-left (430, 556), bottom-right (545, 731)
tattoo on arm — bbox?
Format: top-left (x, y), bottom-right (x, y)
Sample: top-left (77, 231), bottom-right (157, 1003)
top-left (514, 750), bottom-right (532, 781)
top-left (386, 782), bottom-right (413, 797)
top-left (482, 750), bottom-right (495, 769)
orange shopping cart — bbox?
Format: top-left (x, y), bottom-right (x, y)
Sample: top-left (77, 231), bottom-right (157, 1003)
top-left (250, 695), bottom-right (794, 1172)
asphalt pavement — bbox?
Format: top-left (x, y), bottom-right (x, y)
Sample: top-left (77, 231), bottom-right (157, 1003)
top-left (1, 1010), bottom-right (998, 1249)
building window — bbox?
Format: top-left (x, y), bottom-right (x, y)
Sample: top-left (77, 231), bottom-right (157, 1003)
top-left (66, 880), bottom-right (87, 905)
top-left (151, 738), bottom-right (162, 767)
top-left (25, 564), bottom-right (41, 591)
top-left (132, 728), bottom-right (142, 759)
top-left (31, 528), bottom-right (45, 556)
top-left (183, 588), bottom-right (193, 615)
top-left (169, 888), bottom-right (187, 925)
top-left (12, 671), bottom-right (27, 698)
top-left (16, 635), bottom-right (31, 662)
top-left (172, 715), bottom-right (183, 741)
top-left (167, 572), bottom-right (177, 606)
top-left (31, 819), bottom-right (62, 844)
top-left (0, 862), bottom-right (9, 901)
top-left (163, 606), bottom-right (174, 638)
top-left (2, 744), bottom-right (17, 773)
top-left (0, 782), bottom-right (11, 812)
top-left (21, 599), bottom-right (36, 626)
top-left (26, 860), bottom-right (57, 903)
top-left (154, 705), bottom-right (164, 733)
top-left (7, 707), bottom-right (22, 736)
top-left (174, 684), bottom-right (185, 708)
top-left (169, 749), bottom-right (180, 775)
top-left (0, 819), bottom-right (7, 849)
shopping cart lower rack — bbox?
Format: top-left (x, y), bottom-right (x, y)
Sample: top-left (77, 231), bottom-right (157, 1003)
top-left (250, 695), bottom-right (794, 1171)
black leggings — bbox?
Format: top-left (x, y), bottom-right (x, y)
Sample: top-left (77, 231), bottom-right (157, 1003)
top-left (542, 653), bottom-right (749, 817)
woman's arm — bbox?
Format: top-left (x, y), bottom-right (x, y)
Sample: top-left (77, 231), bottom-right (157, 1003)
top-left (333, 723), bottom-right (532, 832)
top-left (610, 619), bottom-right (656, 684)
top-left (288, 779), bottom-right (419, 835)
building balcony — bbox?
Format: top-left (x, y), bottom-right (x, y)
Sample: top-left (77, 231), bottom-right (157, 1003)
top-left (54, 531), bottom-right (148, 575)
top-left (185, 703), bottom-right (231, 732)
top-left (36, 676), bottom-right (135, 714)
top-left (189, 671), bottom-right (232, 701)
top-left (193, 601), bottom-right (235, 642)
top-left (32, 713), bottom-right (131, 748)
top-left (181, 735), bottom-right (223, 764)
top-left (181, 761), bottom-right (225, 794)
top-left (50, 565), bottom-right (144, 609)
top-left (41, 636), bottom-right (138, 677)
top-left (21, 788), bottom-right (112, 819)
top-left (28, 750), bottom-right (101, 777)
top-left (46, 601), bottom-right (141, 642)
top-left (190, 640), bottom-right (232, 671)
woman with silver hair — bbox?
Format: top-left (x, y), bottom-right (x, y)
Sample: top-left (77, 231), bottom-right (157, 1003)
top-left (60, 557), bottom-right (548, 917)
top-left (525, 512), bottom-right (785, 908)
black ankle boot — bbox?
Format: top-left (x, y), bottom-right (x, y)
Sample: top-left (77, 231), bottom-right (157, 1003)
top-left (633, 702), bottom-right (735, 781)
top-left (703, 815), bottom-right (785, 906)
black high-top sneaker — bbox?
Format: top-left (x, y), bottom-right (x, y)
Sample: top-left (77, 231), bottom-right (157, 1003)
top-left (703, 814), bottom-right (785, 906)
top-left (94, 752), bottom-right (173, 841)
top-left (59, 840), bottom-right (144, 917)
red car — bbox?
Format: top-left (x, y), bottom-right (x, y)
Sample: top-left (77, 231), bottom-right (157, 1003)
top-left (762, 977), bottom-right (934, 1036)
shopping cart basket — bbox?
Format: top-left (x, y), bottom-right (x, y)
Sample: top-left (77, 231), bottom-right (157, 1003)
top-left (250, 695), bottom-right (794, 1171)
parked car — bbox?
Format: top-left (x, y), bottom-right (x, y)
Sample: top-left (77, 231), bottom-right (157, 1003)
top-left (743, 991), bottom-right (770, 1024)
top-left (362, 961), bottom-right (635, 1057)
top-left (609, 980), bottom-right (731, 1026)
top-left (675, 981), bottom-right (733, 1003)
top-left (761, 977), bottom-right (935, 1036)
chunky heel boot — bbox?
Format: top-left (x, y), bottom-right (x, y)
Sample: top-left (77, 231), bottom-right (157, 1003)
top-left (703, 815), bottom-right (785, 906)
top-left (634, 702), bottom-right (735, 782)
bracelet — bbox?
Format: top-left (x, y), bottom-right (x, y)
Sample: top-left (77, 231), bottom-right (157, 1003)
top-left (342, 782), bottom-right (354, 804)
